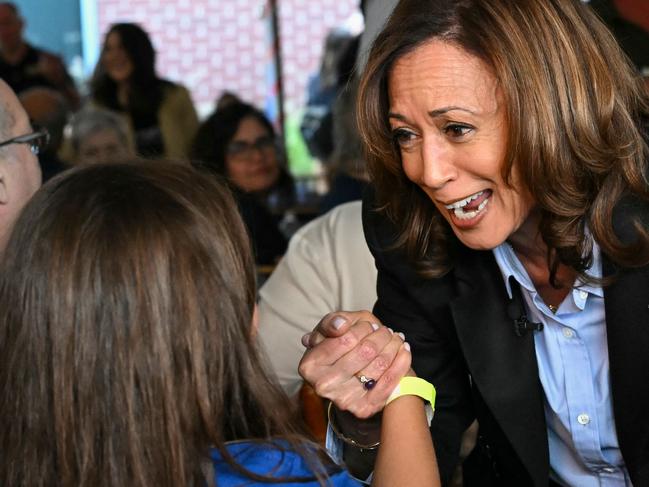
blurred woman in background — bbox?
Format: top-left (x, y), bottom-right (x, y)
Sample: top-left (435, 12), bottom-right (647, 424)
top-left (192, 101), bottom-right (295, 265)
top-left (68, 106), bottom-right (133, 164)
top-left (91, 23), bottom-right (198, 159)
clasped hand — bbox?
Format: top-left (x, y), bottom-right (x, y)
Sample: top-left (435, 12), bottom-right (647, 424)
top-left (298, 310), bottom-right (411, 419)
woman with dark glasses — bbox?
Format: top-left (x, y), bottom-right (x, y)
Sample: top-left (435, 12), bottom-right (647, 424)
top-left (191, 101), bottom-right (295, 265)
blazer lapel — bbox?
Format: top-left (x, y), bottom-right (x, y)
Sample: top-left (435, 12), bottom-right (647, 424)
top-left (450, 249), bottom-right (548, 484)
top-left (603, 256), bottom-right (649, 484)
top-left (602, 195), bottom-right (649, 484)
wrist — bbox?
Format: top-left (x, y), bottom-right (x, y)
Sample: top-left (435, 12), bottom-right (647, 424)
top-left (386, 376), bottom-right (436, 410)
top-left (384, 393), bottom-right (425, 409)
top-left (328, 402), bottom-right (382, 450)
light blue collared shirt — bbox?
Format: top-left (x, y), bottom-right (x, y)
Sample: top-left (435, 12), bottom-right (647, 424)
top-left (493, 242), bottom-right (631, 486)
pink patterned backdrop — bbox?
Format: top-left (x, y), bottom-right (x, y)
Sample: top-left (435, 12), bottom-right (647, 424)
top-left (96, 0), bottom-right (360, 116)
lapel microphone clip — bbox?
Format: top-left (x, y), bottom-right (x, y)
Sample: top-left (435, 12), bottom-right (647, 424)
top-left (513, 315), bottom-right (544, 337)
top-left (507, 276), bottom-right (544, 337)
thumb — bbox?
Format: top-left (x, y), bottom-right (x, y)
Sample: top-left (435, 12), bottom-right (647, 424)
top-left (306, 310), bottom-right (379, 348)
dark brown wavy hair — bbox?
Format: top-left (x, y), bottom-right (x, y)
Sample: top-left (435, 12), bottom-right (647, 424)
top-left (91, 23), bottom-right (171, 126)
top-left (190, 101), bottom-right (295, 207)
top-left (191, 101), bottom-right (277, 177)
top-left (0, 161), bottom-right (336, 486)
top-left (358, 0), bottom-right (649, 281)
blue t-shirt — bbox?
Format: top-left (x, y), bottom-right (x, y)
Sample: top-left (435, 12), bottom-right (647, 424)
top-left (209, 440), bottom-right (361, 486)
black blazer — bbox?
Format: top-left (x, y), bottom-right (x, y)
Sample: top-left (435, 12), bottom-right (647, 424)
top-left (362, 191), bottom-right (649, 486)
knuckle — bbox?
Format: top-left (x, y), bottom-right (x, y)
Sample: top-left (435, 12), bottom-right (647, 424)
top-left (314, 374), bottom-right (336, 395)
top-left (356, 405), bottom-right (376, 419)
top-left (373, 354), bottom-right (391, 372)
top-left (313, 382), bottom-right (328, 398)
top-left (337, 397), bottom-right (354, 412)
top-left (313, 378), bottom-right (335, 399)
top-left (357, 341), bottom-right (379, 361)
top-left (380, 370), bottom-right (398, 386)
top-left (337, 333), bottom-right (359, 348)
top-left (297, 361), bottom-right (311, 380)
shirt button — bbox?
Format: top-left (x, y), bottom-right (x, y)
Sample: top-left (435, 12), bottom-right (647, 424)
top-left (579, 290), bottom-right (588, 300)
top-left (600, 467), bottom-right (616, 473)
top-left (577, 413), bottom-right (590, 425)
top-left (562, 328), bottom-right (575, 338)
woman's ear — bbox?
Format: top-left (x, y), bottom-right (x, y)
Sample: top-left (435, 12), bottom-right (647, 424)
top-left (251, 303), bottom-right (260, 339)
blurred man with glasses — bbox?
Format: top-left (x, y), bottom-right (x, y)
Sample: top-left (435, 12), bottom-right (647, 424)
top-left (0, 78), bottom-right (42, 247)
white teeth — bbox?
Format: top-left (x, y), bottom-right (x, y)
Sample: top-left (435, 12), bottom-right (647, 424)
top-left (453, 195), bottom-right (489, 220)
top-left (444, 190), bottom-right (484, 210)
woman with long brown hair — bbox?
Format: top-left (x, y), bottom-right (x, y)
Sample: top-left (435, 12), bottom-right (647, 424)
top-left (91, 23), bottom-right (198, 159)
top-left (0, 161), bottom-right (439, 486)
top-left (299, 0), bottom-right (649, 485)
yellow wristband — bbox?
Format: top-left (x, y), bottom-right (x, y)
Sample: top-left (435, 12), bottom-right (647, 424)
top-left (386, 377), bottom-right (436, 410)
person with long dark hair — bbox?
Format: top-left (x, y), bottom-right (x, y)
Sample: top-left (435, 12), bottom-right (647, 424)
top-left (299, 0), bottom-right (649, 485)
top-left (91, 23), bottom-right (198, 159)
top-left (0, 161), bottom-right (440, 487)
top-left (192, 101), bottom-right (295, 264)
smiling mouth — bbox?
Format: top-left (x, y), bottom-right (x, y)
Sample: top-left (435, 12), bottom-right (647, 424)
top-left (444, 190), bottom-right (491, 220)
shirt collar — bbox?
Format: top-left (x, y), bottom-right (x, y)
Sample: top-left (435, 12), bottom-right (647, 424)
top-left (492, 243), bottom-right (532, 299)
top-left (576, 242), bottom-right (603, 298)
top-left (491, 239), bottom-right (604, 299)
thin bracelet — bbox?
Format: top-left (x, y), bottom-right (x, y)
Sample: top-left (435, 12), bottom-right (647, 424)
top-left (327, 402), bottom-right (380, 451)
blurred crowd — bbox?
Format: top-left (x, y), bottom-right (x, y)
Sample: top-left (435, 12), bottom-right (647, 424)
top-left (1, 0), bottom-right (649, 486)
top-left (3, 0), bottom-right (647, 270)
top-left (0, 0), bottom-right (373, 269)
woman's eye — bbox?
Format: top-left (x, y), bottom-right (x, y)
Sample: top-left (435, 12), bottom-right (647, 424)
top-left (444, 124), bottom-right (473, 138)
top-left (392, 128), bottom-right (417, 147)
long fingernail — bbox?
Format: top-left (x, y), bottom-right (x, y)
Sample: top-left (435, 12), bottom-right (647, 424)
top-left (404, 342), bottom-right (411, 352)
top-left (332, 316), bottom-right (347, 329)
top-left (371, 322), bottom-right (379, 331)
top-left (397, 332), bottom-right (405, 341)
top-left (301, 333), bottom-right (311, 347)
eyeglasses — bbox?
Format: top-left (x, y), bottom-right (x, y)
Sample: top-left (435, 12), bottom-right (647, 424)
top-left (0, 129), bottom-right (50, 155)
top-left (227, 135), bottom-right (276, 160)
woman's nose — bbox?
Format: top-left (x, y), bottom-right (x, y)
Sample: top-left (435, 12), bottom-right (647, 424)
top-left (420, 139), bottom-right (457, 189)
top-left (247, 145), bottom-right (265, 162)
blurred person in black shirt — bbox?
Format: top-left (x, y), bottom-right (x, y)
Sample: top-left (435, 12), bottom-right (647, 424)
top-left (19, 87), bottom-right (70, 181)
top-left (0, 2), bottom-right (79, 109)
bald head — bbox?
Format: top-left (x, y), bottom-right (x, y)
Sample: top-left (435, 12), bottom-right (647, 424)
top-left (0, 96), bottom-right (15, 140)
top-left (0, 79), bottom-right (41, 249)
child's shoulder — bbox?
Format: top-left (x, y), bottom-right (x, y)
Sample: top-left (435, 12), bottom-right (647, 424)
top-left (209, 440), bottom-right (361, 486)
